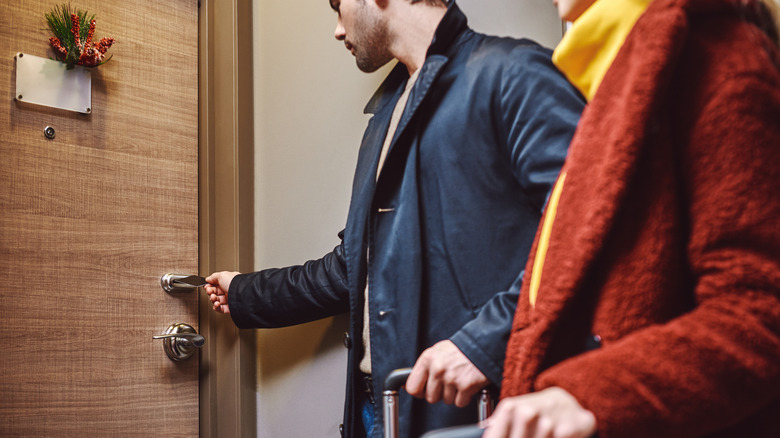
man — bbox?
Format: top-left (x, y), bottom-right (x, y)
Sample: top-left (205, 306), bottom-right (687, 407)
top-left (206, 0), bottom-right (584, 436)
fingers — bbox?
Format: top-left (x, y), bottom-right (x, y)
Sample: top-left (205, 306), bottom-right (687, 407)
top-left (204, 271), bottom-right (240, 293)
top-left (408, 340), bottom-right (490, 406)
top-left (205, 285), bottom-right (225, 299)
top-left (408, 350), bottom-right (446, 403)
top-left (207, 287), bottom-right (229, 314)
top-left (204, 271), bottom-right (240, 314)
top-left (406, 360), bottom-right (429, 398)
top-left (211, 298), bottom-right (229, 314)
top-left (482, 388), bottom-right (597, 438)
top-left (454, 386), bottom-right (478, 408)
top-left (425, 369), bottom-right (445, 404)
top-left (482, 400), bottom-right (536, 438)
top-left (209, 293), bottom-right (227, 305)
top-left (442, 381), bottom-right (457, 405)
top-left (440, 370), bottom-right (481, 407)
top-left (408, 348), bottom-right (446, 404)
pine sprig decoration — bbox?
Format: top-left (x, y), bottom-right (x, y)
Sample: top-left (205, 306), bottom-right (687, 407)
top-left (46, 4), bottom-right (114, 69)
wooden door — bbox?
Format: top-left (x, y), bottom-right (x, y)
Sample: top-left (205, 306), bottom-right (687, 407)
top-left (0, 1), bottom-right (199, 436)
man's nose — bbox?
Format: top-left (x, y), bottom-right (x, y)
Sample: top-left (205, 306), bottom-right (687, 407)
top-left (334, 17), bottom-right (345, 41)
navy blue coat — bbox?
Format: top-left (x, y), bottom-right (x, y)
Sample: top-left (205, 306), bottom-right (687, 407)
top-left (227, 2), bottom-right (584, 437)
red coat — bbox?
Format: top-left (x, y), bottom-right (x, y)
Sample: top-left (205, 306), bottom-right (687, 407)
top-left (501, 0), bottom-right (780, 436)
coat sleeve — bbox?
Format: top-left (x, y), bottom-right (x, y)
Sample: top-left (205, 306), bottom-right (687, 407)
top-left (535, 70), bottom-right (780, 437)
top-left (227, 231), bottom-right (351, 329)
top-left (499, 45), bottom-right (584, 212)
top-left (449, 47), bottom-right (585, 386)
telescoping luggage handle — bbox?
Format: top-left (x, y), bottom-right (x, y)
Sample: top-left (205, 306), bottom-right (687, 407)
top-left (382, 368), bottom-right (492, 438)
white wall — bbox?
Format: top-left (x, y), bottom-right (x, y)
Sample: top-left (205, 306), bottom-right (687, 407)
top-left (252, 0), bottom-right (562, 436)
top-left (458, 0), bottom-right (563, 47)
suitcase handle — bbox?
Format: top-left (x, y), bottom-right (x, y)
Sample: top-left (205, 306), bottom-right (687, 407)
top-left (384, 368), bottom-right (413, 392)
top-left (382, 368), bottom-right (412, 438)
top-left (382, 367), bottom-right (492, 438)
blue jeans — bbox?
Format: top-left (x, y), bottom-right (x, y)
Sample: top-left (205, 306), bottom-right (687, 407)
top-left (362, 394), bottom-right (376, 437)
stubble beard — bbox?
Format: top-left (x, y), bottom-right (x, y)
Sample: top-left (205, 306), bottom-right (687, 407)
top-left (352, 6), bottom-right (393, 72)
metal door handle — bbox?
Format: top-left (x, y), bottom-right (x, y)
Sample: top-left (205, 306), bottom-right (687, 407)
top-left (153, 323), bottom-right (204, 361)
top-left (161, 273), bottom-right (208, 293)
top-left (152, 332), bottom-right (205, 348)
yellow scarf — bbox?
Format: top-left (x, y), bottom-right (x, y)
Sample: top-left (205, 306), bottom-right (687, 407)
top-left (528, 0), bottom-right (650, 306)
top-left (553, 0), bottom-right (651, 101)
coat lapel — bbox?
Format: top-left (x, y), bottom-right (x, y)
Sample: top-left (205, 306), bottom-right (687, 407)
top-left (375, 55), bottom-right (448, 192)
top-left (343, 65), bottom-right (408, 293)
top-left (374, 0), bottom-right (465, 191)
top-left (343, 0), bottom-right (468, 293)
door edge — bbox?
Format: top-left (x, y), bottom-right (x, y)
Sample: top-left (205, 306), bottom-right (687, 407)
top-left (199, 0), bottom-right (257, 437)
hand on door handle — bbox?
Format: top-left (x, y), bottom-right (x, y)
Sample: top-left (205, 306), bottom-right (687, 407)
top-left (204, 271), bottom-right (240, 314)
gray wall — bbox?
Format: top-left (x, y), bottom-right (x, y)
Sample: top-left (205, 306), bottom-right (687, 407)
top-left (252, 0), bottom-right (562, 436)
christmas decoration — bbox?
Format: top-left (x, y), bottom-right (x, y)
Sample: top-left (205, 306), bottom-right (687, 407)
top-left (45, 4), bottom-right (115, 69)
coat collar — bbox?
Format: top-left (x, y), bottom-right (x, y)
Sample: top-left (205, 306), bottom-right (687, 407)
top-left (363, 0), bottom-right (469, 115)
top-left (427, 0), bottom-right (469, 58)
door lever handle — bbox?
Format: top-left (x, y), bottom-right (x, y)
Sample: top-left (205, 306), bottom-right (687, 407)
top-left (161, 273), bottom-right (208, 293)
top-left (152, 332), bottom-right (205, 348)
top-left (153, 323), bottom-right (204, 361)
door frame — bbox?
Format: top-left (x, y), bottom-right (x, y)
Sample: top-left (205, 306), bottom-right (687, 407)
top-left (199, 0), bottom-right (257, 436)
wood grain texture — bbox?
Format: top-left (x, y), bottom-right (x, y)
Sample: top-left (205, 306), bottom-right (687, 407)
top-left (1, 1), bottom-right (199, 435)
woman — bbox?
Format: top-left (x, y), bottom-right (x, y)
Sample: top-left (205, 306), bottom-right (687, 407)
top-left (484, 0), bottom-right (780, 437)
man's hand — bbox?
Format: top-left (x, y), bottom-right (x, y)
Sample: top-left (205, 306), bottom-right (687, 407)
top-left (204, 271), bottom-right (240, 314)
top-left (405, 340), bottom-right (490, 407)
top-left (482, 387), bottom-right (596, 438)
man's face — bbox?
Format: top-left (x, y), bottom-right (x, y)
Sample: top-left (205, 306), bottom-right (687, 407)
top-left (331, 0), bottom-right (393, 72)
top-left (553, 0), bottom-right (597, 22)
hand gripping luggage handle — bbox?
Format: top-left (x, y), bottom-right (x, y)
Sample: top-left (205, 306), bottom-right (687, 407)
top-left (382, 368), bottom-right (492, 438)
top-left (420, 425), bottom-right (485, 438)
